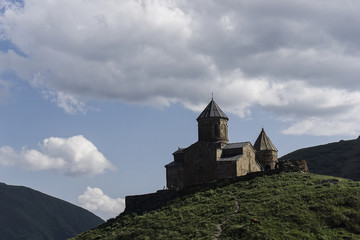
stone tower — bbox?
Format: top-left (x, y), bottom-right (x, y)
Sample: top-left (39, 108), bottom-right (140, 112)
top-left (197, 99), bottom-right (229, 143)
top-left (254, 128), bottom-right (278, 170)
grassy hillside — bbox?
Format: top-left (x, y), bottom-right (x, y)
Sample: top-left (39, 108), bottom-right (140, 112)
top-left (0, 183), bottom-right (104, 240)
top-left (73, 173), bottom-right (360, 240)
top-left (280, 137), bottom-right (360, 180)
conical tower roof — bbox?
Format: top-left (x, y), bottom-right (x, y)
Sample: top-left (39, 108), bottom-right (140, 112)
top-left (254, 128), bottom-right (278, 151)
top-left (197, 99), bottom-right (228, 121)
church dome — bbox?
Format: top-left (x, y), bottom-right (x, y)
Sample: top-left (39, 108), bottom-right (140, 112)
top-left (254, 128), bottom-right (278, 151)
top-left (197, 99), bottom-right (228, 121)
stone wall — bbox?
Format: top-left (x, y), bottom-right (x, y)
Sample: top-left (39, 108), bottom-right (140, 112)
top-left (125, 159), bottom-right (308, 215)
top-left (237, 145), bottom-right (260, 175)
top-left (125, 170), bottom-right (281, 215)
top-left (166, 163), bottom-right (184, 189)
top-left (183, 141), bottom-right (218, 187)
top-left (216, 161), bottom-right (237, 179)
top-left (124, 190), bottom-right (179, 214)
top-left (256, 150), bottom-right (278, 170)
top-left (198, 118), bottom-right (228, 143)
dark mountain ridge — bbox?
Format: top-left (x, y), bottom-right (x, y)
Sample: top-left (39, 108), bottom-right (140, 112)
top-left (280, 136), bottom-right (360, 180)
top-left (0, 182), bottom-right (104, 240)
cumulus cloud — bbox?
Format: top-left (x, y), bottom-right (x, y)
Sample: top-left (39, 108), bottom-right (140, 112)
top-left (78, 187), bottom-right (125, 220)
top-left (0, 135), bottom-right (115, 176)
top-left (1, 0), bottom-right (360, 135)
top-left (0, 145), bottom-right (18, 165)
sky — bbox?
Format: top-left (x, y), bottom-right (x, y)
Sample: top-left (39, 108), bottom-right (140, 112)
top-left (0, 0), bottom-right (360, 220)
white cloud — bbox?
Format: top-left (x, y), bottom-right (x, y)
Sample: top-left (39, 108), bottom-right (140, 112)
top-left (0, 145), bottom-right (18, 165)
top-left (2, 0), bottom-right (360, 135)
top-left (0, 135), bottom-right (115, 176)
top-left (45, 90), bottom-right (88, 115)
top-left (282, 118), bottom-right (359, 136)
top-left (78, 187), bottom-right (125, 220)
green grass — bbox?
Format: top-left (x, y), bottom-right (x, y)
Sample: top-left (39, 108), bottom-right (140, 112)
top-left (72, 173), bottom-right (360, 240)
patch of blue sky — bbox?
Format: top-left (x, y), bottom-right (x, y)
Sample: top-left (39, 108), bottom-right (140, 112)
top-left (0, 0), bottom-right (24, 15)
top-left (0, 39), bottom-right (27, 57)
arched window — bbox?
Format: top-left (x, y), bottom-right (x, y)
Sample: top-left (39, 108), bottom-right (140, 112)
top-left (214, 124), bottom-right (219, 137)
top-left (220, 124), bottom-right (226, 138)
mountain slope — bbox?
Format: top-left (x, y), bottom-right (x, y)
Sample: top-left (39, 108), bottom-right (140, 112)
top-left (73, 173), bottom-right (360, 240)
top-left (0, 183), bottom-right (104, 240)
top-left (280, 137), bottom-right (360, 180)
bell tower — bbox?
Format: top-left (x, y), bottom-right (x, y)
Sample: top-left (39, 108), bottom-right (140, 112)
top-left (254, 128), bottom-right (278, 170)
top-left (197, 99), bottom-right (229, 143)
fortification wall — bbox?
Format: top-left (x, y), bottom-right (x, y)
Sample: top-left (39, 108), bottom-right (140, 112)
top-left (124, 171), bottom-right (281, 215)
top-left (125, 159), bottom-right (308, 215)
top-left (125, 190), bottom-right (179, 214)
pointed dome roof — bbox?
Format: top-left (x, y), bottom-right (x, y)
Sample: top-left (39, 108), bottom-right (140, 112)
top-left (254, 128), bottom-right (278, 151)
top-left (197, 99), bottom-right (228, 120)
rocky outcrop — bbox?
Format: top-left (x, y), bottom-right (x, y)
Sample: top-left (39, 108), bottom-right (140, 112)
top-left (279, 159), bottom-right (309, 173)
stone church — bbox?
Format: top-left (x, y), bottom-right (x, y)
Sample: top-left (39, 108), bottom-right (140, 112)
top-left (165, 99), bottom-right (278, 189)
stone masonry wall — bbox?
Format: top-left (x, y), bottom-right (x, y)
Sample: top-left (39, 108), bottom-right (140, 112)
top-left (124, 170), bottom-right (281, 215)
top-left (183, 141), bottom-right (218, 187)
top-left (166, 164), bottom-right (184, 189)
top-left (216, 161), bottom-right (237, 179)
top-left (256, 150), bottom-right (278, 170)
top-left (237, 145), bottom-right (260, 176)
top-left (125, 190), bottom-right (179, 214)
top-left (125, 160), bottom-right (308, 215)
top-left (198, 118), bottom-right (228, 143)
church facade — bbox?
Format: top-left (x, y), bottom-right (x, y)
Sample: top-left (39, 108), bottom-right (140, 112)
top-left (165, 99), bottom-right (278, 189)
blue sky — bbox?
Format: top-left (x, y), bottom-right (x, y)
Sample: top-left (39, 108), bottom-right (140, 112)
top-left (1, 0), bottom-right (360, 220)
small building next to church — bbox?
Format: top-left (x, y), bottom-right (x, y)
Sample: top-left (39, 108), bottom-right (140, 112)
top-left (165, 99), bottom-right (278, 189)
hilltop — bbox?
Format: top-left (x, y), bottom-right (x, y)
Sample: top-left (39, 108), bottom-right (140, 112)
top-left (0, 183), bottom-right (104, 240)
top-left (280, 137), bottom-right (360, 180)
top-left (73, 172), bottom-right (360, 240)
